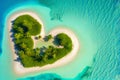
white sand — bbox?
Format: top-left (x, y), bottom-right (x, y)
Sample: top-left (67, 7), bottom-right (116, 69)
top-left (8, 11), bottom-right (80, 75)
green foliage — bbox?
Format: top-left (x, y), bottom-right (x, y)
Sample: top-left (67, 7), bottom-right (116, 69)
top-left (44, 34), bottom-right (52, 41)
top-left (12, 14), bottom-right (73, 67)
top-left (14, 33), bottom-right (22, 39)
top-left (13, 15), bottom-right (41, 35)
top-left (55, 33), bottom-right (72, 51)
top-left (47, 34), bottom-right (52, 40)
top-left (19, 52), bottom-right (35, 67)
top-left (34, 48), bottom-right (40, 57)
top-left (15, 37), bottom-right (33, 49)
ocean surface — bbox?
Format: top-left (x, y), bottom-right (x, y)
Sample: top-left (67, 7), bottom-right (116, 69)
top-left (0, 0), bottom-right (120, 80)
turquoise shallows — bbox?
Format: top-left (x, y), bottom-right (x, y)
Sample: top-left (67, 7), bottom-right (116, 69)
top-left (0, 0), bottom-right (119, 80)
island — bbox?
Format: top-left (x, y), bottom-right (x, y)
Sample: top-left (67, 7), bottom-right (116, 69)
top-left (8, 11), bottom-right (79, 75)
top-left (12, 14), bottom-right (72, 67)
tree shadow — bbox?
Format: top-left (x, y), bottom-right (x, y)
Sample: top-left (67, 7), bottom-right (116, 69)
top-left (40, 46), bottom-right (47, 56)
top-left (35, 36), bottom-right (38, 40)
top-left (43, 36), bottom-right (49, 42)
top-left (14, 56), bottom-right (24, 66)
top-left (52, 36), bottom-right (60, 46)
top-left (10, 20), bottom-right (22, 62)
top-left (14, 56), bottom-right (21, 62)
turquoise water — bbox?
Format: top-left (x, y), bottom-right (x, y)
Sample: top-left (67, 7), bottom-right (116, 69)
top-left (0, 0), bottom-right (120, 80)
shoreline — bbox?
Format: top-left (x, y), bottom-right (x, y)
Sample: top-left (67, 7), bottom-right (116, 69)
top-left (7, 11), bottom-right (80, 76)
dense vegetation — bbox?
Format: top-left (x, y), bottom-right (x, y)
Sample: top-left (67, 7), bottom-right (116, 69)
top-left (12, 15), bottom-right (72, 67)
top-left (13, 15), bottom-right (41, 36)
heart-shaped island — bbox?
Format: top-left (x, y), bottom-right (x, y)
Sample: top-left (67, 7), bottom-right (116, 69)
top-left (8, 11), bottom-right (79, 75)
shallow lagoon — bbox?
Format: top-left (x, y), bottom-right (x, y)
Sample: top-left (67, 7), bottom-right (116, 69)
top-left (0, 0), bottom-right (119, 80)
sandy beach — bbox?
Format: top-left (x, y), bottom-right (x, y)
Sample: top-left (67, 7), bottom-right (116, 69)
top-left (7, 11), bottom-right (80, 75)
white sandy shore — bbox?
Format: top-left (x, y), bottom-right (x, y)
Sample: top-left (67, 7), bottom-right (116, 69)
top-left (8, 11), bottom-right (80, 75)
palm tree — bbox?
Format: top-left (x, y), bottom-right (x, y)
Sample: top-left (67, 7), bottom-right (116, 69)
top-left (34, 48), bottom-right (40, 56)
top-left (18, 50), bottom-right (25, 58)
top-left (25, 32), bottom-right (30, 37)
top-left (25, 48), bottom-right (32, 56)
top-left (14, 33), bottom-right (21, 39)
top-left (20, 43), bottom-right (26, 49)
top-left (17, 27), bottom-right (24, 33)
top-left (38, 35), bottom-right (41, 39)
top-left (53, 54), bottom-right (56, 59)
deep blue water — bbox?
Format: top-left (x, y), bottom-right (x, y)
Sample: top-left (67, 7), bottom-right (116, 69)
top-left (0, 0), bottom-right (120, 80)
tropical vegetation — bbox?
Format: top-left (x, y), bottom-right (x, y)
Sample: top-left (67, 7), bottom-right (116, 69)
top-left (12, 14), bottom-right (72, 67)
